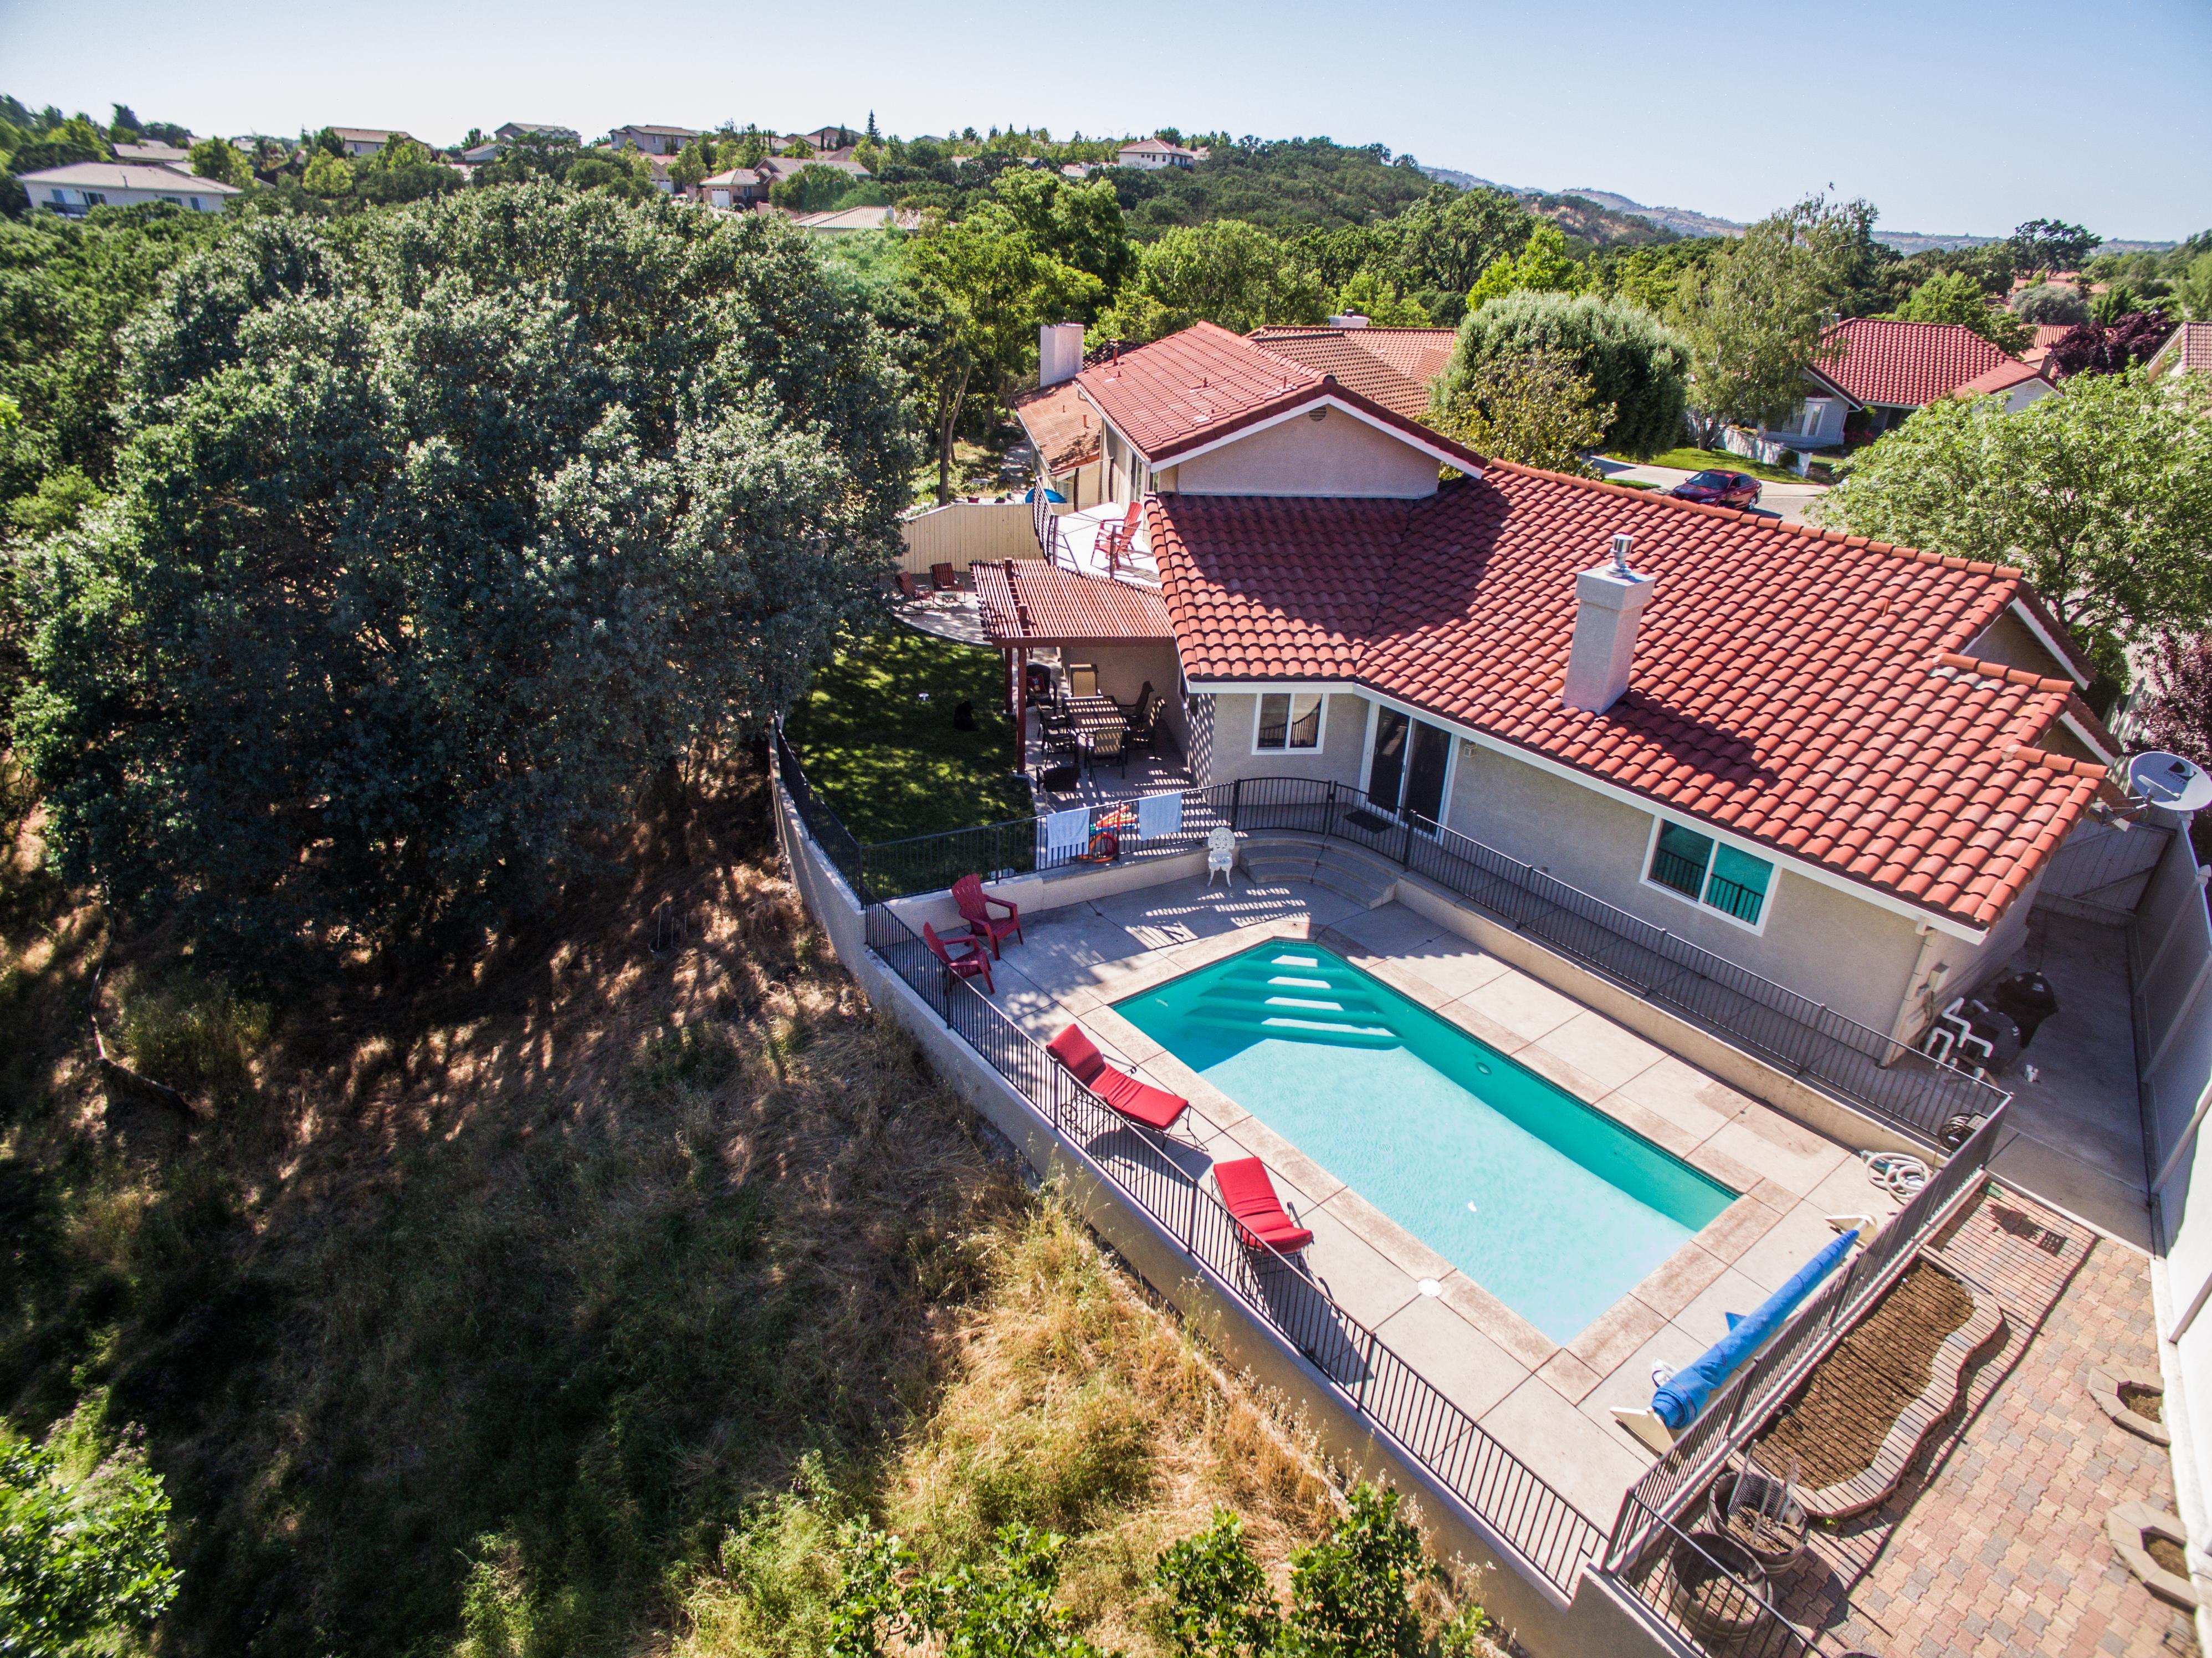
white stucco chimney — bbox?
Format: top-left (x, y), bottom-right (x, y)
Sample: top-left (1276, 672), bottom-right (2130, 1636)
top-left (1326, 313), bottom-right (1371, 328)
top-left (1040, 322), bottom-right (1085, 387)
top-left (1561, 534), bottom-right (1654, 714)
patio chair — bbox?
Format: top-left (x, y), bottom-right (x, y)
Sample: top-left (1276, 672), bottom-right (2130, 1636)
top-left (1088, 724), bottom-right (1128, 776)
top-left (1113, 679), bottom-right (1155, 720)
top-left (895, 571), bottom-right (918, 599)
top-left (1038, 710), bottom-right (1079, 758)
top-left (952, 873), bottom-right (1023, 958)
top-left (1205, 826), bottom-right (1237, 889)
top-left (922, 921), bottom-right (992, 994)
top-left (930, 562), bottom-right (957, 592)
top-left (1212, 1157), bottom-right (1314, 1254)
top-left (1046, 1023), bottom-right (1190, 1132)
top-left (1067, 662), bottom-right (1098, 698)
top-left (1125, 699), bottom-right (1162, 759)
top-left (1095, 500), bottom-right (1143, 569)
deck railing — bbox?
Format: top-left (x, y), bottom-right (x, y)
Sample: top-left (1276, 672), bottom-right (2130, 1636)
top-left (1599, 1102), bottom-right (2007, 1578)
top-left (1606, 1494), bottom-right (1851, 1658)
top-left (846, 773), bottom-right (2009, 1151)
top-left (861, 897), bottom-right (1609, 1595)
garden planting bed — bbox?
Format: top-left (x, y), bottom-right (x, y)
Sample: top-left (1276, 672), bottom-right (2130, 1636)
top-left (1751, 1256), bottom-right (2006, 1519)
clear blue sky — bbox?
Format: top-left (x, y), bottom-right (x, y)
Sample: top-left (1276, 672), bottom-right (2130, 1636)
top-left (3, 0), bottom-right (2207, 240)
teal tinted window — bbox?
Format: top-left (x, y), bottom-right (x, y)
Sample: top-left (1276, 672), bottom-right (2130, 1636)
top-left (1704, 843), bottom-right (1774, 925)
top-left (1650, 821), bottom-right (1713, 899)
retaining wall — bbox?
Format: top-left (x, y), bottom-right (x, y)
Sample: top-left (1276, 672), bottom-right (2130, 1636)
top-left (772, 780), bottom-right (1672, 1656)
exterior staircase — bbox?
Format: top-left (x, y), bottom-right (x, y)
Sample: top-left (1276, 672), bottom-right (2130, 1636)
top-left (1234, 832), bottom-right (1400, 909)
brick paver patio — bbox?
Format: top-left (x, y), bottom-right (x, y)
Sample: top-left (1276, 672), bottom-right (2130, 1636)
top-left (1788, 1191), bottom-right (2195, 1657)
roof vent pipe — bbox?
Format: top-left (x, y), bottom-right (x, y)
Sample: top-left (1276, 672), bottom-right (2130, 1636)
top-left (1039, 321), bottom-right (1085, 387)
top-left (1561, 534), bottom-right (1654, 714)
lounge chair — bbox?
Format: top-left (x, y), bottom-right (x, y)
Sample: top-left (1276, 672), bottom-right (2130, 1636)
top-left (1212, 1157), bottom-right (1314, 1253)
top-left (1088, 724), bottom-right (1128, 776)
top-left (952, 873), bottom-right (1022, 958)
top-left (931, 562), bottom-right (957, 592)
top-left (895, 571), bottom-right (918, 599)
top-left (1046, 1024), bottom-right (1189, 1132)
top-left (1095, 500), bottom-right (1143, 570)
top-left (923, 921), bottom-right (992, 993)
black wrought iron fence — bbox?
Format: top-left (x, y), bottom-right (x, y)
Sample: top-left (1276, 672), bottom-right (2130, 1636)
top-left (1609, 1493), bottom-right (1849, 1658)
top-left (773, 726), bottom-right (866, 891)
top-left (1601, 1102), bottom-right (2008, 1573)
top-left (862, 899), bottom-right (1609, 1594)
top-left (849, 774), bottom-right (2009, 1145)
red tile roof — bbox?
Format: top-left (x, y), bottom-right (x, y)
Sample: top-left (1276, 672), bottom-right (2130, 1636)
top-left (1952, 359), bottom-right (2053, 398)
top-left (1076, 321), bottom-right (1484, 469)
top-left (2150, 320), bottom-right (2212, 377)
top-left (1806, 318), bottom-right (2018, 409)
top-left (1148, 467), bottom-right (2100, 930)
top-left (1010, 381), bottom-right (1102, 473)
top-left (972, 560), bottom-right (1173, 646)
top-left (1246, 326), bottom-right (1458, 420)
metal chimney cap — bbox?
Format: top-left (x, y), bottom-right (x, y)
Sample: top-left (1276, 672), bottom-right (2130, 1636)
top-left (1609, 534), bottom-right (1635, 576)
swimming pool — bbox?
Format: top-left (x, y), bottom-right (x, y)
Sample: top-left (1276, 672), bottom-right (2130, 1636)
top-left (1115, 943), bottom-right (1735, 1342)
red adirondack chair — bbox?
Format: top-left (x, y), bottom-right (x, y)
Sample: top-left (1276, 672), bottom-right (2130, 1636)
top-left (953, 874), bottom-right (1023, 958)
top-left (1046, 1024), bottom-right (1189, 1132)
top-left (1212, 1158), bottom-right (1314, 1253)
top-left (923, 921), bottom-right (992, 993)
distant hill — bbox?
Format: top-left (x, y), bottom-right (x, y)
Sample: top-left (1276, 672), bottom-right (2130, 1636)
top-left (1413, 168), bottom-right (1672, 247)
top-left (1420, 170), bottom-right (2180, 254)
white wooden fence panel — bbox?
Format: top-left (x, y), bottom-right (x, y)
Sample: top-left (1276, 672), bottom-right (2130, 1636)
top-left (898, 502), bottom-right (1042, 575)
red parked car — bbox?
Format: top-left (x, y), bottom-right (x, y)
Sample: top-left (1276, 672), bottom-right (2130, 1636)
top-left (1668, 469), bottom-right (1762, 509)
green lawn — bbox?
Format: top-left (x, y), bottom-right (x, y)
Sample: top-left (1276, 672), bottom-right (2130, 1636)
top-left (785, 625), bottom-right (1034, 847)
top-left (1612, 446), bottom-right (1817, 485)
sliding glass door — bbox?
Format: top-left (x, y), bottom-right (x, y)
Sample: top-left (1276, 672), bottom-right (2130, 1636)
top-left (1366, 707), bottom-right (1452, 827)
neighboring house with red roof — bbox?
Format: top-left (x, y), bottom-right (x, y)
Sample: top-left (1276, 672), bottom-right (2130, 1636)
top-left (1037, 320), bottom-right (2112, 1039)
top-left (1948, 356), bottom-right (2058, 412)
top-left (1775, 318), bottom-right (2036, 449)
top-left (1116, 136), bottom-right (1206, 171)
top-left (2146, 320), bottom-right (2212, 380)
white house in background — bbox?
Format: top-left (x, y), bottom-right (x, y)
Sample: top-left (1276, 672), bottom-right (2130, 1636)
top-left (329, 127), bottom-right (406, 158)
top-left (1764, 317), bottom-right (2036, 451)
top-left (112, 139), bottom-right (193, 168)
top-left (2147, 321), bottom-right (2212, 379)
top-left (1115, 136), bottom-right (1205, 170)
top-left (1051, 320), bottom-right (2114, 1043)
top-left (698, 167), bottom-right (769, 210)
top-left (608, 124), bottom-right (700, 156)
top-left (20, 162), bottom-right (240, 216)
top-left (1948, 357), bottom-right (2059, 413)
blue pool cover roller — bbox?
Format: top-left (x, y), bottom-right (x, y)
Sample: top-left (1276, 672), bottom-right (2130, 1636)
top-left (1651, 1228), bottom-right (1860, 1430)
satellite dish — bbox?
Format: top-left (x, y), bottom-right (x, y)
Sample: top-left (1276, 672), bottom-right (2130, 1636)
top-left (2126, 751), bottom-right (2212, 813)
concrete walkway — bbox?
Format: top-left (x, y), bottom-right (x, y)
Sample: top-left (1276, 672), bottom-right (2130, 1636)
top-left (1986, 911), bottom-right (2153, 1251)
top-left (955, 872), bottom-right (1907, 1527)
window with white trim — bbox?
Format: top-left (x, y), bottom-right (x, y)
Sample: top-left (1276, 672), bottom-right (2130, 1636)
top-left (1255, 692), bottom-right (1324, 752)
top-left (1646, 820), bottom-right (1774, 928)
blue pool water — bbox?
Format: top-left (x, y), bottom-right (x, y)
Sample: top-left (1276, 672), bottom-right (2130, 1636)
top-left (1115, 943), bottom-right (1735, 1342)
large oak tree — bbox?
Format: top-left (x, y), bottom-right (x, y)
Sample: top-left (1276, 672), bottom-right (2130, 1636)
top-left (14, 185), bottom-right (919, 956)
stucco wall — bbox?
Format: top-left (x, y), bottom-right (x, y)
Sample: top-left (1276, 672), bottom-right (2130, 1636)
top-left (1964, 605), bottom-right (2081, 684)
top-left (1072, 642), bottom-right (1187, 753)
top-left (1443, 737), bottom-right (1929, 1032)
top-left (1193, 690), bottom-right (1371, 789)
top-left (1168, 410), bottom-right (1440, 498)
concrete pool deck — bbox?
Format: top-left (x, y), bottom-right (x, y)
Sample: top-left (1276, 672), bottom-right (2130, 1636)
top-left (956, 869), bottom-right (1908, 1524)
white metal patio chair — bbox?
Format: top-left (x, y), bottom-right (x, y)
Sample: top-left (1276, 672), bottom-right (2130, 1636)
top-left (1205, 826), bottom-right (1237, 889)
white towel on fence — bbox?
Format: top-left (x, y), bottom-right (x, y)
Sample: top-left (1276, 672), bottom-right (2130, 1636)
top-left (1136, 791), bottom-right (1183, 840)
top-left (1040, 806), bottom-right (1092, 859)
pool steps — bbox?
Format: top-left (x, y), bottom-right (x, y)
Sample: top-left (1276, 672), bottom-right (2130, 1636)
top-left (1233, 833), bottom-right (1400, 909)
top-left (1179, 949), bottom-right (1409, 1049)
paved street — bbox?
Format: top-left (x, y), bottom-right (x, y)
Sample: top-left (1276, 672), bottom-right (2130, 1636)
top-left (1594, 459), bottom-right (1831, 527)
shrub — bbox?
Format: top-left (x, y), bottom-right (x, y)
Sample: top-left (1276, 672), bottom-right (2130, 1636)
top-left (2013, 282), bottom-right (2089, 327)
top-left (1445, 290), bottom-right (1689, 458)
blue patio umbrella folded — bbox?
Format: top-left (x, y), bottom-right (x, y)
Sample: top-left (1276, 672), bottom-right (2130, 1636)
top-left (1651, 1229), bottom-right (1858, 1431)
top-left (1025, 485), bottom-right (1067, 503)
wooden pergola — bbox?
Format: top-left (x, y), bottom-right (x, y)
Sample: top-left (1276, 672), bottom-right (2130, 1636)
top-left (969, 560), bottom-right (1176, 764)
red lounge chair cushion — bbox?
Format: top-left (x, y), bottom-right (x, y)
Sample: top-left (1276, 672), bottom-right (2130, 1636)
top-left (1213, 1157), bottom-right (1313, 1251)
top-left (1047, 1024), bottom-right (1108, 1086)
top-left (1046, 1024), bottom-right (1188, 1130)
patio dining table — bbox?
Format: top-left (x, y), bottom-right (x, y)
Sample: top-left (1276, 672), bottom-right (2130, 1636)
top-left (1064, 695), bottom-right (1128, 773)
